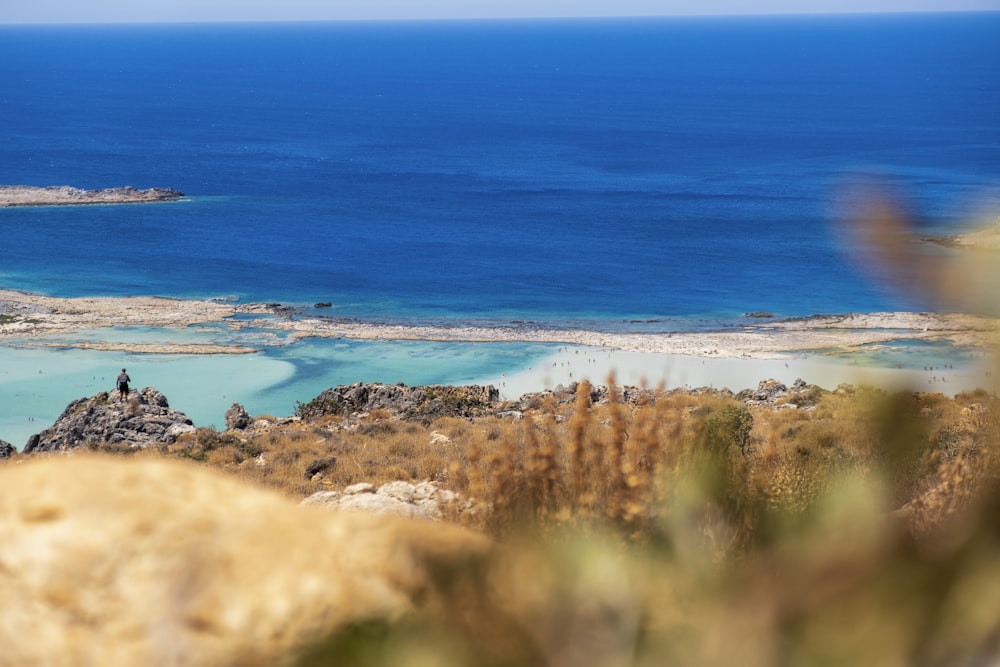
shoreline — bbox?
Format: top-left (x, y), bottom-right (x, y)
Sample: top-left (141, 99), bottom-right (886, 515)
top-left (487, 345), bottom-right (997, 402)
top-left (0, 185), bottom-right (185, 208)
top-left (2, 288), bottom-right (998, 448)
top-left (2, 288), bottom-right (999, 358)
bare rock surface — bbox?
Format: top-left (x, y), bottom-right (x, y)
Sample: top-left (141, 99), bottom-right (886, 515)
top-left (296, 382), bottom-right (500, 421)
top-left (0, 455), bottom-right (490, 667)
top-left (224, 402), bottom-right (253, 430)
top-left (736, 378), bottom-right (825, 408)
top-left (302, 480), bottom-right (460, 521)
top-left (23, 387), bottom-right (196, 453)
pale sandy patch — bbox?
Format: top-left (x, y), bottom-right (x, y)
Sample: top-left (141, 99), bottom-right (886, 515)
top-left (283, 311), bottom-right (999, 359)
top-left (487, 346), bottom-right (998, 401)
top-left (2, 289), bottom-right (998, 360)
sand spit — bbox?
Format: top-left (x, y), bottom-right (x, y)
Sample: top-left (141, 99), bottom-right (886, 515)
top-left (281, 311), bottom-right (1000, 359)
top-left (0, 289), bottom-right (245, 328)
top-left (1, 289), bottom-right (998, 358)
top-left (0, 290), bottom-right (275, 353)
top-left (41, 341), bottom-right (259, 355)
top-left (0, 185), bottom-right (184, 207)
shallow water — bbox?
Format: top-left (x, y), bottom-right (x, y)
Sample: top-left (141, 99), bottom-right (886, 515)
top-left (0, 336), bottom-right (559, 448)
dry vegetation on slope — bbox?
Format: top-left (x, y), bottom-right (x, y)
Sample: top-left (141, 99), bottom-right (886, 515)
top-left (15, 375), bottom-right (997, 666)
top-left (66, 381), bottom-right (989, 535)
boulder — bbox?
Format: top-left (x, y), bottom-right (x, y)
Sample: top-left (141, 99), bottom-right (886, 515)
top-left (23, 387), bottom-right (194, 453)
top-left (224, 402), bottom-right (252, 430)
top-left (302, 480), bottom-right (458, 521)
top-left (0, 439), bottom-right (15, 459)
top-left (0, 455), bottom-right (490, 666)
top-left (737, 378), bottom-right (825, 408)
top-left (750, 379), bottom-right (788, 404)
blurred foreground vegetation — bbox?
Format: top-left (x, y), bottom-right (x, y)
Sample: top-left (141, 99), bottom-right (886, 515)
top-left (53, 375), bottom-right (1000, 666)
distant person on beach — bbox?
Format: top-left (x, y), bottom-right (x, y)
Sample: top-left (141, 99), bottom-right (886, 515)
top-left (116, 368), bottom-right (131, 403)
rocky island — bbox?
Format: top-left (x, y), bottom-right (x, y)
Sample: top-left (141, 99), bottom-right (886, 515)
top-left (0, 185), bottom-right (184, 207)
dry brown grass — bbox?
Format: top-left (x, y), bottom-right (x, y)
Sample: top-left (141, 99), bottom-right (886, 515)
top-left (95, 381), bottom-right (998, 553)
top-left (9, 380), bottom-right (1000, 667)
top-left (288, 382), bottom-right (1000, 667)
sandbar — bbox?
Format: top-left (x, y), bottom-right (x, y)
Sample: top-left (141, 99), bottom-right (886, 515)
top-left (2, 289), bottom-right (998, 359)
top-left (281, 310), bottom-right (999, 359)
top-left (0, 290), bottom-right (274, 353)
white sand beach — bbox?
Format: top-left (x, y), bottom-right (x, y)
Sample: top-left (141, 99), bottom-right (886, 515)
top-left (484, 345), bottom-right (998, 402)
top-left (2, 288), bottom-right (998, 448)
top-left (3, 289), bottom-right (997, 357)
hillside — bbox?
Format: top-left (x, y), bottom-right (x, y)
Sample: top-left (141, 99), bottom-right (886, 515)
top-left (2, 377), bottom-right (999, 666)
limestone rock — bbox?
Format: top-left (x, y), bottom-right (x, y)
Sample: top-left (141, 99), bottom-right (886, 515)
top-left (166, 422), bottom-right (197, 439)
top-left (302, 480), bottom-right (457, 521)
top-left (296, 382), bottom-right (500, 421)
top-left (22, 387), bottom-right (194, 453)
top-left (515, 383), bottom-right (661, 411)
top-left (737, 378), bottom-right (825, 408)
top-left (0, 439), bottom-right (15, 459)
top-left (224, 402), bottom-right (252, 430)
top-left (0, 455), bottom-right (490, 667)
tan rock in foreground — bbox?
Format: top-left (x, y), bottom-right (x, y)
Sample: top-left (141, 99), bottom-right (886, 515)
top-left (0, 455), bottom-right (491, 667)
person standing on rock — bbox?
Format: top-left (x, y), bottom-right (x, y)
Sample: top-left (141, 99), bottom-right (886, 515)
top-left (116, 368), bottom-right (132, 403)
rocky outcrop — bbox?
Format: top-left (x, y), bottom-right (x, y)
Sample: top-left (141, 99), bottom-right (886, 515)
top-left (224, 403), bottom-right (252, 430)
top-left (296, 379), bottom-right (835, 427)
top-left (737, 378), bottom-right (826, 409)
top-left (23, 387), bottom-right (195, 453)
top-left (0, 439), bottom-right (15, 459)
top-left (302, 480), bottom-right (460, 521)
top-left (296, 382), bottom-right (500, 421)
top-left (0, 185), bottom-right (184, 207)
top-left (513, 381), bottom-right (730, 412)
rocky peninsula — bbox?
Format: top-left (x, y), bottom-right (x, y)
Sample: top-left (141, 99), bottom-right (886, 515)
top-left (0, 185), bottom-right (184, 207)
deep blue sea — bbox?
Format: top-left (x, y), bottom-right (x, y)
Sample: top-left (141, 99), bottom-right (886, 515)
top-left (2, 13), bottom-right (997, 328)
top-left (1, 14), bottom-right (999, 444)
